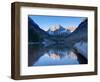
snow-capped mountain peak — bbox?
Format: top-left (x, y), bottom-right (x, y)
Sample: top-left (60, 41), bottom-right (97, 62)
top-left (47, 24), bottom-right (71, 35)
top-left (48, 24), bottom-right (65, 32)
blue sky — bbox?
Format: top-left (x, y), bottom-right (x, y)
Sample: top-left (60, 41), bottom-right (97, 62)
top-left (29, 15), bottom-right (87, 31)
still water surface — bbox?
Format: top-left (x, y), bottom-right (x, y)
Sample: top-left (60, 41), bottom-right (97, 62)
top-left (28, 44), bottom-right (87, 66)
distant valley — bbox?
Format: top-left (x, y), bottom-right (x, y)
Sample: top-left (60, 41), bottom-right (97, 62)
top-left (28, 17), bottom-right (87, 47)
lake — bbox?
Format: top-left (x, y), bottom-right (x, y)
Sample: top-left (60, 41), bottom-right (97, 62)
top-left (28, 44), bottom-right (87, 66)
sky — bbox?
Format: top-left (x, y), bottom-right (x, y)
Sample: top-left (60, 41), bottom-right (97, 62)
top-left (29, 15), bottom-right (87, 31)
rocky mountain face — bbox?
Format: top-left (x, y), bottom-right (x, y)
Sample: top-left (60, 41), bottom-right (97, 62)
top-left (66, 27), bottom-right (76, 32)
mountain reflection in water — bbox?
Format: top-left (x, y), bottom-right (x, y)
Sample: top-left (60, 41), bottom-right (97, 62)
top-left (28, 44), bottom-right (87, 66)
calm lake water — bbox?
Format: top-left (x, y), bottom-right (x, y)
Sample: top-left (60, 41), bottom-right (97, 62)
top-left (28, 44), bottom-right (87, 66)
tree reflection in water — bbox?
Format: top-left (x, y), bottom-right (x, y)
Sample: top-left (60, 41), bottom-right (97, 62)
top-left (28, 44), bottom-right (87, 66)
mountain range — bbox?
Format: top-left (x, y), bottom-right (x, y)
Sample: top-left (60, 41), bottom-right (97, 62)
top-left (28, 17), bottom-right (87, 47)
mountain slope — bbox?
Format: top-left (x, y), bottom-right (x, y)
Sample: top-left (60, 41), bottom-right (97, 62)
top-left (65, 19), bottom-right (88, 47)
top-left (28, 17), bottom-right (49, 42)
